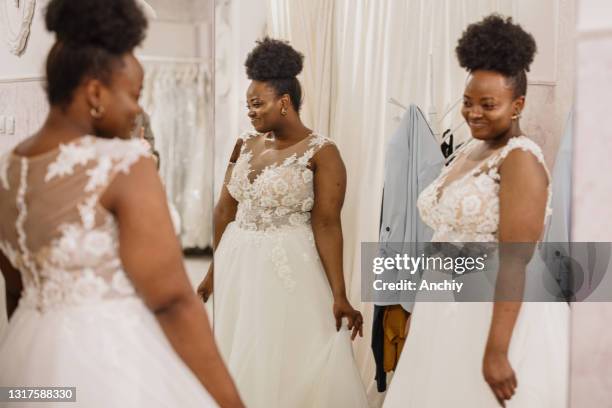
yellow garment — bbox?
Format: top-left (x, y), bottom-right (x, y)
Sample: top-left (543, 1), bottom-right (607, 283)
top-left (383, 305), bottom-right (411, 372)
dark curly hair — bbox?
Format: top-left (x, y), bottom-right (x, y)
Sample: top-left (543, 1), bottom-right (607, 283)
top-left (455, 14), bottom-right (536, 97)
top-left (245, 37), bottom-right (304, 112)
top-left (44, 0), bottom-right (148, 107)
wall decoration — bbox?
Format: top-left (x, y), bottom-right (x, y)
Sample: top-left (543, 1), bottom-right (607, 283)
top-left (0, 0), bottom-right (36, 56)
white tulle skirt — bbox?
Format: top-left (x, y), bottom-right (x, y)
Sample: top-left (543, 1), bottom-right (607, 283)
top-left (214, 222), bottom-right (369, 408)
top-left (383, 267), bottom-right (570, 407)
top-left (0, 297), bottom-right (216, 408)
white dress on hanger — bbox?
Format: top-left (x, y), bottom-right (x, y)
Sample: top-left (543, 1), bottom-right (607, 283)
top-left (214, 132), bottom-right (369, 408)
top-left (383, 136), bottom-right (569, 408)
top-left (0, 136), bottom-right (217, 407)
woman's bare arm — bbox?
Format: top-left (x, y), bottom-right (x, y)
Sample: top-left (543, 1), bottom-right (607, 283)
top-left (197, 140), bottom-right (241, 302)
top-left (483, 148), bottom-right (549, 405)
top-left (101, 155), bottom-right (243, 408)
top-left (310, 144), bottom-right (363, 339)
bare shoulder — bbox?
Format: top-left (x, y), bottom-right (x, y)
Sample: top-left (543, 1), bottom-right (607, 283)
top-left (311, 141), bottom-right (344, 172)
top-left (229, 138), bottom-right (244, 163)
top-left (99, 154), bottom-right (161, 213)
top-left (498, 145), bottom-right (548, 190)
top-left (497, 143), bottom-right (550, 240)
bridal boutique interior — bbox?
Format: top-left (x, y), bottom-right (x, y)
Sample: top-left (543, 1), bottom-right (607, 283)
top-left (0, 0), bottom-right (215, 323)
top-left (0, 0), bottom-right (611, 406)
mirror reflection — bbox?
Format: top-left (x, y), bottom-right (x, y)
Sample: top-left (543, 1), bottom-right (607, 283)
top-left (208, 1), bottom-right (575, 408)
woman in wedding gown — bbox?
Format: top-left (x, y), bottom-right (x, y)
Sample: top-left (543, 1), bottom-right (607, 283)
top-left (383, 16), bottom-right (569, 407)
top-left (0, 1), bottom-right (243, 406)
top-left (198, 38), bottom-right (370, 407)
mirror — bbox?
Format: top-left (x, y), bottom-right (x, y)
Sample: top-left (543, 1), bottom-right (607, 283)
top-left (209, 1), bottom-right (575, 407)
top-left (136, 0), bottom-right (215, 301)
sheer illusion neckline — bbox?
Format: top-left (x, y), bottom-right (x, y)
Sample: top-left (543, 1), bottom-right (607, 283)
top-left (10, 135), bottom-right (92, 161)
top-left (434, 136), bottom-right (520, 202)
top-left (434, 140), bottom-right (480, 201)
top-left (243, 132), bottom-right (318, 184)
top-left (260, 132), bottom-right (314, 151)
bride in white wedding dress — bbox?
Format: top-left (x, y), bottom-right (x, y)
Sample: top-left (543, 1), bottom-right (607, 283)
top-left (383, 16), bottom-right (569, 407)
top-left (198, 38), bottom-right (369, 408)
top-left (0, 1), bottom-right (243, 406)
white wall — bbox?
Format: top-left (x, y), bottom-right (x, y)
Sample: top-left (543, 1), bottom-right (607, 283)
top-left (576, 0), bottom-right (612, 31)
top-left (0, 1), bottom-right (210, 79)
top-left (0, 1), bottom-right (51, 153)
top-left (140, 21), bottom-right (199, 58)
top-left (520, 0), bottom-right (575, 166)
top-left (147, 0), bottom-right (211, 23)
top-left (0, 0), bottom-right (54, 80)
top-left (514, 0), bottom-right (559, 83)
top-left (571, 0), bottom-right (612, 406)
top-left (0, 0), bottom-right (212, 155)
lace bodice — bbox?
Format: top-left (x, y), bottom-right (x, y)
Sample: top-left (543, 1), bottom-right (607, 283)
top-left (0, 136), bottom-right (150, 311)
top-left (226, 132), bottom-right (333, 232)
top-left (417, 136), bottom-right (552, 242)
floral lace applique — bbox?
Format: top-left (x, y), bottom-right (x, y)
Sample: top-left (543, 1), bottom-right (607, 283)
top-left (417, 136), bottom-right (552, 243)
top-left (269, 234), bottom-right (297, 292)
top-left (3, 137), bottom-right (148, 311)
top-left (223, 132), bottom-right (332, 290)
top-left (85, 156), bottom-right (114, 192)
top-left (45, 137), bottom-right (97, 182)
top-left (226, 132), bottom-right (333, 232)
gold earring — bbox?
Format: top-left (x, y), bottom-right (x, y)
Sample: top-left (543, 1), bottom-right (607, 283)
top-left (90, 105), bottom-right (105, 119)
top-left (281, 107), bottom-right (287, 116)
top-left (511, 112), bottom-right (521, 120)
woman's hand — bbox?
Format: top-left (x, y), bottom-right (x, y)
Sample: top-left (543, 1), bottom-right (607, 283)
top-left (333, 297), bottom-right (363, 340)
top-left (483, 348), bottom-right (517, 407)
top-left (197, 264), bottom-right (214, 303)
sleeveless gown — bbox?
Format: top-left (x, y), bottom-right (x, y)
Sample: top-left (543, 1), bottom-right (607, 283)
top-left (214, 132), bottom-right (369, 408)
top-left (383, 136), bottom-right (569, 407)
top-left (0, 136), bottom-right (217, 407)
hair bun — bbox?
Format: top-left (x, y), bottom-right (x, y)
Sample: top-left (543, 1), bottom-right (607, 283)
top-left (245, 37), bottom-right (304, 80)
top-left (455, 14), bottom-right (536, 76)
top-left (45, 0), bottom-right (147, 54)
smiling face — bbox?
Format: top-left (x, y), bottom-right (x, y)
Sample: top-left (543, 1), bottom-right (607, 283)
top-left (246, 80), bottom-right (287, 133)
top-left (461, 70), bottom-right (525, 141)
top-left (94, 53), bottom-right (144, 139)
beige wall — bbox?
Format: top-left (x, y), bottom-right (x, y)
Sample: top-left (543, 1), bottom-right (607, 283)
top-left (521, 0), bottom-right (575, 167)
top-left (0, 1), bottom-right (210, 154)
top-left (571, 0), bottom-right (612, 406)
